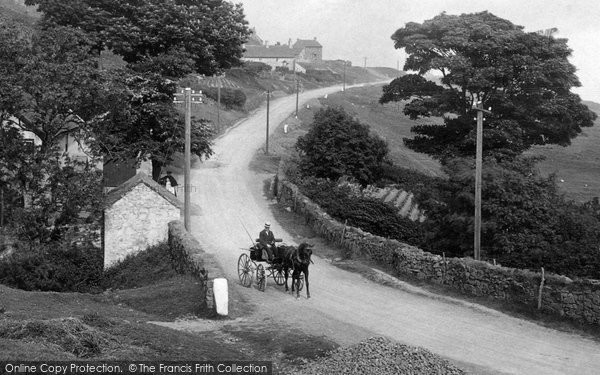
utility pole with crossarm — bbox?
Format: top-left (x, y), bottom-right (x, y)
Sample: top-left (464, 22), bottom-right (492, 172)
top-left (173, 88), bottom-right (203, 232)
top-left (473, 101), bottom-right (492, 261)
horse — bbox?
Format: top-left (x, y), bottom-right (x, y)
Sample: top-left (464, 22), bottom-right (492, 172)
top-left (276, 243), bottom-right (314, 298)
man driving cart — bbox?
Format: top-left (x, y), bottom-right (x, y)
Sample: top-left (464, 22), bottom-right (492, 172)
top-left (258, 222), bottom-right (276, 261)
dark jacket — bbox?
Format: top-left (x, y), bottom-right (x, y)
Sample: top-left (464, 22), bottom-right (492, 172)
top-left (159, 174), bottom-right (178, 187)
top-left (259, 229), bottom-right (275, 247)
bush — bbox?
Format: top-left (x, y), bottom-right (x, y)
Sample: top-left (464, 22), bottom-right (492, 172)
top-left (298, 177), bottom-right (424, 245)
top-left (0, 241), bottom-right (103, 293)
top-left (202, 87), bottom-right (246, 109)
top-left (101, 242), bottom-right (179, 290)
top-left (305, 69), bottom-right (341, 83)
top-left (242, 61), bottom-right (271, 76)
top-left (296, 107), bottom-right (389, 185)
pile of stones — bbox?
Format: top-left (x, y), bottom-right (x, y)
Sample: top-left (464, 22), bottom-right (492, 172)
top-left (286, 336), bottom-right (465, 375)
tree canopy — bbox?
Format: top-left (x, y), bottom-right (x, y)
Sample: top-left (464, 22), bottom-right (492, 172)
top-left (0, 24), bottom-right (107, 155)
top-left (25, 0), bottom-right (251, 77)
top-left (384, 11), bottom-right (596, 161)
top-left (21, 0), bottom-right (250, 179)
top-left (85, 71), bottom-right (214, 180)
top-left (296, 107), bottom-right (389, 185)
top-left (418, 156), bottom-right (600, 278)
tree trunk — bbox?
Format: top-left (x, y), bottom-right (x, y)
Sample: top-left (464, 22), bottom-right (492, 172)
top-left (151, 159), bottom-right (163, 181)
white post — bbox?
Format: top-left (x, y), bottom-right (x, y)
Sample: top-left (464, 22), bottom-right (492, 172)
top-left (213, 278), bottom-right (229, 316)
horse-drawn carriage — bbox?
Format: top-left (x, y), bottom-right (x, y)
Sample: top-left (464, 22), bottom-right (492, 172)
top-left (237, 239), bottom-right (311, 297)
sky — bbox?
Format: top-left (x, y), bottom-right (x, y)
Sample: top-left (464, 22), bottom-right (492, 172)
top-left (237, 0), bottom-right (600, 103)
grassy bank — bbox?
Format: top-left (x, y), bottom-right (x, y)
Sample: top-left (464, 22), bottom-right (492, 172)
top-left (0, 243), bottom-right (338, 371)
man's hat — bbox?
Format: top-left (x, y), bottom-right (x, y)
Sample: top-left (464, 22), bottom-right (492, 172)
top-left (265, 222), bottom-right (271, 228)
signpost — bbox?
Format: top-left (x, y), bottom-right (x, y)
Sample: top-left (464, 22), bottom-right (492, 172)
top-left (173, 88), bottom-right (203, 232)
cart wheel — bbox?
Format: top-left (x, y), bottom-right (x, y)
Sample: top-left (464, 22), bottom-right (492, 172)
top-left (256, 264), bottom-right (266, 292)
top-left (273, 266), bottom-right (286, 286)
top-left (238, 254), bottom-right (253, 287)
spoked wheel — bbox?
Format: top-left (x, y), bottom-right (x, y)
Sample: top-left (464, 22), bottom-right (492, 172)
top-left (256, 264), bottom-right (266, 292)
top-left (238, 253), bottom-right (253, 287)
top-left (272, 265), bottom-right (286, 286)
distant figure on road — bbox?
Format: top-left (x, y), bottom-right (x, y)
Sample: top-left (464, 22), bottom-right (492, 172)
top-left (258, 222), bottom-right (276, 261)
top-left (159, 171), bottom-right (178, 196)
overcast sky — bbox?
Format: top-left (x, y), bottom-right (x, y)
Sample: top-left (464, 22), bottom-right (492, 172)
top-left (237, 0), bottom-right (600, 103)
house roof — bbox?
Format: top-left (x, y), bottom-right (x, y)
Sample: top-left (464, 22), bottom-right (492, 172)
top-left (243, 45), bottom-right (300, 59)
top-left (293, 38), bottom-right (323, 49)
top-left (246, 28), bottom-right (264, 46)
top-left (104, 172), bottom-right (183, 209)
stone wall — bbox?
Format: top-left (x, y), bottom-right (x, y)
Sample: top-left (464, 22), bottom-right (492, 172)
top-left (104, 183), bottom-right (180, 268)
top-left (168, 220), bottom-right (226, 314)
top-left (276, 176), bottom-right (600, 326)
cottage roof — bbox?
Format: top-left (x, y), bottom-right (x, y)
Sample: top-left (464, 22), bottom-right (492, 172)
top-left (243, 45), bottom-right (300, 59)
top-left (104, 172), bottom-right (183, 209)
top-left (246, 28), bottom-right (264, 46)
top-left (293, 38), bottom-right (323, 49)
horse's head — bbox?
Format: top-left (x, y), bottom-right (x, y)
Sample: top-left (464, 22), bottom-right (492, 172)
top-left (298, 243), bottom-right (314, 264)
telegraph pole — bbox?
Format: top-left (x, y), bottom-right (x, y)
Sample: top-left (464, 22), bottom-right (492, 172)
top-left (216, 80), bottom-right (221, 132)
top-left (173, 88), bottom-right (203, 232)
top-left (0, 187), bottom-right (4, 228)
top-left (265, 90), bottom-right (270, 155)
top-left (184, 88), bottom-right (192, 232)
top-left (295, 79), bottom-right (299, 117)
top-left (473, 101), bottom-right (491, 261)
top-left (343, 61), bottom-right (346, 92)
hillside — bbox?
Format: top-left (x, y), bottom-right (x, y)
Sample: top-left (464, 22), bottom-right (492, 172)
top-left (0, 0), bottom-right (38, 24)
top-left (526, 100), bottom-right (600, 202)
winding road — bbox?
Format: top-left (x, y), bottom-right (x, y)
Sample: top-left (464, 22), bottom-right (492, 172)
top-left (188, 84), bottom-right (600, 375)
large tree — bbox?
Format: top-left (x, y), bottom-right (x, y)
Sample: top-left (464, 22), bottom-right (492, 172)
top-left (25, 0), bottom-right (250, 178)
top-left (383, 11), bottom-right (596, 161)
top-left (25, 0), bottom-right (251, 77)
top-left (84, 71), bottom-right (214, 181)
top-left (0, 24), bottom-right (108, 155)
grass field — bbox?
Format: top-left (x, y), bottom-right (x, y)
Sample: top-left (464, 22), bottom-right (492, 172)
top-left (526, 101), bottom-right (600, 203)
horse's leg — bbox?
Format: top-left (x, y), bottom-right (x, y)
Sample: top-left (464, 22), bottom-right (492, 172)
top-left (284, 266), bottom-right (289, 292)
top-left (304, 266), bottom-right (310, 299)
top-left (295, 269), bottom-right (301, 299)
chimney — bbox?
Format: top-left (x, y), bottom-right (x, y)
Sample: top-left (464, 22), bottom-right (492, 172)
top-left (313, 37), bottom-right (317, 41)
top-left (288, 38), bottom-right (292, 47)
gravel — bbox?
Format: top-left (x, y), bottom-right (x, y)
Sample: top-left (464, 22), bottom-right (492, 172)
top-left (285, 336), bottom-right (466, 375)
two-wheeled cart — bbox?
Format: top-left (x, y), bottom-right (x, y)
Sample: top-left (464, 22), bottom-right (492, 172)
top-left (237, 240), bottom-right (304, 292)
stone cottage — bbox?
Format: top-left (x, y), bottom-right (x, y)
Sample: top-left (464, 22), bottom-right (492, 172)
top-left (292, 38), bottom-right (323, 62)
top-left (103, 172), bottom-right (182, 268)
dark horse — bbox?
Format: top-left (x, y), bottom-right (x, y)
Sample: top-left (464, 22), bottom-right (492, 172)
top-left (276, 243), bottom-right (314, 298)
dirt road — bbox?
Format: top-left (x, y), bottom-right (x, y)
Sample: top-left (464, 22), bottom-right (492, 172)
top-left (188, 84), bottom-right (600, 375)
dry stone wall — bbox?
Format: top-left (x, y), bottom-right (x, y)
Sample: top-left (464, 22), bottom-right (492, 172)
top-left (276, 175), bottom-right (600, 326)
top-left (168, 220), bottom-right (226, 315)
